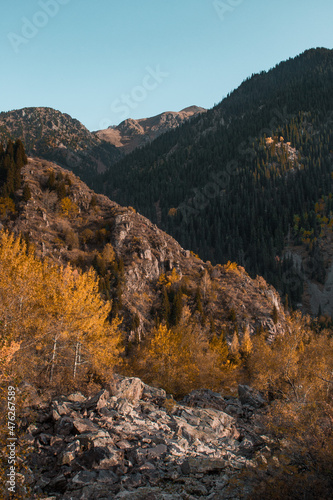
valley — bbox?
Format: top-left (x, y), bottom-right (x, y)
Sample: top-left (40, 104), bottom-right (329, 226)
top-left (0, 47), bottom-right (332, 499)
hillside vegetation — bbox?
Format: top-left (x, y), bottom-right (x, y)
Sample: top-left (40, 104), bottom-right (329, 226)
top-left (101, 48), bottom-right (333, 313)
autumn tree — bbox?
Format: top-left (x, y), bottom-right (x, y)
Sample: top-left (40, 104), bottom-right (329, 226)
top-left (132, 307), bottom-right (234, 396)
top-left (0, 230), bottom-right (123, 390)
top-left (244, 312), bottom-right (333, 496)
top-left (60, 196), bottom-right (79, 219)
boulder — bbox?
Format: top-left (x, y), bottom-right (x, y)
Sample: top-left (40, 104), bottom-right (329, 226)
top-left (54, 416), bottom-right (74, 436)
top-left (73, 418), bottom-right (101, 434)
top-left (84, 389), bottom-right (109, 410)
top-left (238, 385), bottom-right (266, 409)
top-left (182, 388), bottom-right (227, 411)
top-left (67, 392), bottom-right (86, 403)
top-left (142, 384), bottom-right (166, 403)
top-left (181, 457), bottom-right (227, 474)
top-left (110, 376), bottom-right (145, 402)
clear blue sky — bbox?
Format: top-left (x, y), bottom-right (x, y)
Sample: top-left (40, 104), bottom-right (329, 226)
top-left (1, 0), bottom-right (333, 131)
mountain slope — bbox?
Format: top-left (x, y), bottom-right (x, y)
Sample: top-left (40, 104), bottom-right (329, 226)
top-left (99, 48), bottom-right (333, 313)
top-left (96, 106), bottom-right (206, 153)
top-left (0, 107), bottom-right (121, 187)
top-left (0, 106), bottom-right (205, 187)
top-left (1, 156), bottom-right (285, 340)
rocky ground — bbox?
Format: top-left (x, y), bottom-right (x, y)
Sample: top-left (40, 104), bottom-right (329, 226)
top-left (20, 376), bottom-right (280, 499)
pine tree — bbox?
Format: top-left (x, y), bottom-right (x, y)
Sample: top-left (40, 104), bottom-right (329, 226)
top-left (22, 183), bottom-right (31, 201)
top-left (272, 304), bottom-right (279, 324)
top-left (170, 288), bottom-right (183, 326)
top-left (161, 286), bottom-right (170, 324)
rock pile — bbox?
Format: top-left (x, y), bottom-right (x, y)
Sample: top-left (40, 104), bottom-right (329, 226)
top-left (22, 377), bottom-right (277, 499)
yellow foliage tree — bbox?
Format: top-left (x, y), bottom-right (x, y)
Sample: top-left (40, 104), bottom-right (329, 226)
top-left (132, 307), bottom-right (234, 396)
top-left (157, 268), bottom-right (181, 289)
top-left (0, 230), bottom-right (123, 389)
top-left (60, 196), bottom-right (79, 219)
top-left (240, 326), bottom-right (253, 358)
top-left (0, 197), bottom-right (16, 218)
top-left (244, 312), bottom-right (333, 495)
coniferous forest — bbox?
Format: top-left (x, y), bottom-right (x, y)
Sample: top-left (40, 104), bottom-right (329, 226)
top-left (100, 48), bottom-right (333, 308)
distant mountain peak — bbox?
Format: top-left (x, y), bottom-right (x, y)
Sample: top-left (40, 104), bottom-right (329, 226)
top-left (96, 106), bottom-right (206, 154)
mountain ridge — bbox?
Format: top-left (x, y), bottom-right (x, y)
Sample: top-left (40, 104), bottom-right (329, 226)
top-left (96, 106), bottom-right (206, 153)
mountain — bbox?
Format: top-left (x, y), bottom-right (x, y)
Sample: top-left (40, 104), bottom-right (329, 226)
top-left (0, 106), bottom-right (205, 189)
top-left (96, 106), bottom-right (206, 154)
top-left (1, 155), bottom-right (284, 340)
top-left (99, 48), bottom-right (333, 315)
top-left (0, 107), bottom-right (121, 188)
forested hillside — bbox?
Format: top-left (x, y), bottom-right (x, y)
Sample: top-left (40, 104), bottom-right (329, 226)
top-left (0, 142), bottom-right (332, 500)
top-left (0, 107), bottom-right (121, 188)
top-left (101, 48), bottom-right (333, 312)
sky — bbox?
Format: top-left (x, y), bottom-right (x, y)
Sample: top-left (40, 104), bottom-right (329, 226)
top-left (1, 0), bottom-right (333, 131)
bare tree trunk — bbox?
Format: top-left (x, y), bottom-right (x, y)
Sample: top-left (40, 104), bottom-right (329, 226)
top-left (73, 341), bottom-right (81, 379)
top-left (50, 336), bottom-right (57, 383)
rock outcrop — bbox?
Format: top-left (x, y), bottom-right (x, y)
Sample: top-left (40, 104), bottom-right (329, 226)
top-left (21, 377), bottom-right (278, 499)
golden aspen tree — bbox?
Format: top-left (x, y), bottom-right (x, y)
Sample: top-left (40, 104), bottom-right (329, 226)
top-left (60, 196), bottom-right (79, 218)
top-left (0, 230), bottom-right (123, 389)
top-left (210, 332), bottom-right (230, 372)
top-left (229, 329), bottom-right (241, 365)
top-left (134, 306), bottom-right (236, 396)
top-left (240, 325), bottom-right (253, 358)
top-left (245, 314), bottom-right (333, 498)
top-left (144, 323), bottom-right (182, 393)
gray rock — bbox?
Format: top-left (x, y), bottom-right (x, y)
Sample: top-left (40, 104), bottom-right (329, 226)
top-left (48, 474), bottom-right (67, 492)
top-left (115, 487), bottom-right (182, 499)
top-left (97, 469), bottom-right (119, 484)
top-left (110, 376), bottom-right (145, 402)
top-left (73, 418), bottom-right (101, 433)
top-left (53, 401), bottom-right (72, 416)
top-left (54, 416), bottom-right (74, 436)
top-left (238, 385), bottom-right (266, 408)
top-left (84, 389), bottom-right (109, 410)
top-left (142, 384), bottom-right (166, 403)
top-left (183, 457), bottom-right (227, 474)
top-left (38, 433), bottom-right (52, 445)
top-left (72, 470), bottom-right (97, 485)
top-left (67, 392), bottom-right (86, 403)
